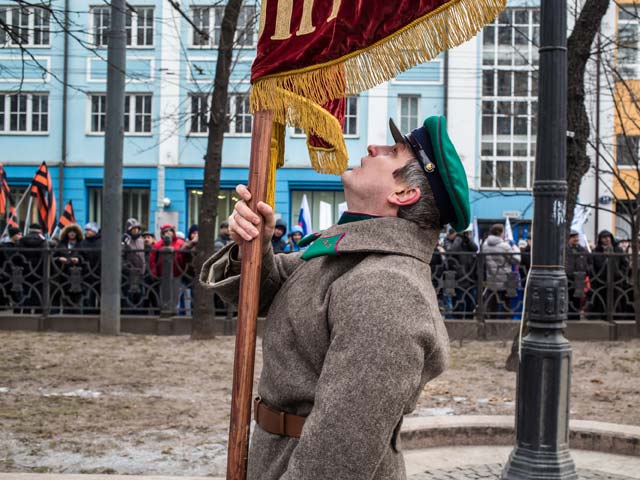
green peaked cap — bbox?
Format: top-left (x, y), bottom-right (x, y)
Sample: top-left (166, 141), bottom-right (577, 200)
top-left (389, 115), bottom-right (471, 232)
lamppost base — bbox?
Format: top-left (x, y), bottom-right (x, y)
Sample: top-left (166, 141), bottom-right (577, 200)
top-left (502, 446), bottom-right (578, 480)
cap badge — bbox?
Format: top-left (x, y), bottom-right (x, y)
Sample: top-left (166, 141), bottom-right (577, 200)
top-left (425, 162), bottom-right (436, 173)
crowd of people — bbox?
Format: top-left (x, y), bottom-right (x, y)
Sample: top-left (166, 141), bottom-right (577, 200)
top-left (0, 216), bottom-right (636, 320)
top-left (431, 223), bottom-right (636, 320)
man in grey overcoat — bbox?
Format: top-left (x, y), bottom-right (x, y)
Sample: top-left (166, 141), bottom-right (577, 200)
top-left (201, 116), bottom-right (470, 479)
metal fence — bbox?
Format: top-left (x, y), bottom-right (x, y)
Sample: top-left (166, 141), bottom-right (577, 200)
top-left (0, 247), bottom-right (636, 322)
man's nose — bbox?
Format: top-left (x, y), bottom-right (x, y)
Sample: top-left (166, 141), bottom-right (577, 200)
top-left (367, 145), bottom-right (386, 156)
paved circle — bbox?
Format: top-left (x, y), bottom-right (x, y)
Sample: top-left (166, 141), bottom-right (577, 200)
top-left (409, 464), bottom-right (638, 480)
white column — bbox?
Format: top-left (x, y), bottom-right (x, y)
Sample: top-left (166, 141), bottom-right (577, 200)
top-left (367, 81), bottom-right (389, 145)
top-left (447, 36), bottom-right (480, 189)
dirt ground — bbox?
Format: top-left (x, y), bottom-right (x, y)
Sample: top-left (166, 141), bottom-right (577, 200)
top-left (0, 331), bottom-right (638, 476)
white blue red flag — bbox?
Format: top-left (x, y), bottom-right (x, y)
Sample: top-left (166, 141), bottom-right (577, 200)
top-left (298, 194), bottom-right (312, 236)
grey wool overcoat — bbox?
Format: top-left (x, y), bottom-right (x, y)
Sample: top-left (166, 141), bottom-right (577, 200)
top-left (201, 216), bottom-right (450, 480)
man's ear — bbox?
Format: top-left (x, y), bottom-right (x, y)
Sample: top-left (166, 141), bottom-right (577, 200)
top-left (388, 187), bottom-right (421, 207)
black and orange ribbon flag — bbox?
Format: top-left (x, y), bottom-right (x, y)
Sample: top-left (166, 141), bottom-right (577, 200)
top-left (30, 161), bottom-right (56, 235)
top-left (7, 206), bottom-right (18, 229)
top-left (56, 200), bottom-right (76, 231)
top-left (0, 163), bottom-right (9, 217)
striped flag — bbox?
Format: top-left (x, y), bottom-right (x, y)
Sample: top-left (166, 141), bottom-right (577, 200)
top-left (30, 161), bottom-right (56, 235)
top-left (472, 216), bottom-right (480, 252)
top-left (7, 205), bottom-right (18, 229)
top-left (0, 163), bottom-right (9, 217)
top-left (56, 200), bottom-right (75, 230)
top-left (297, 194), bottom-right (312, 236)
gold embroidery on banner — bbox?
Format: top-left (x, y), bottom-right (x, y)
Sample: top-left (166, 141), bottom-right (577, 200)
top-left (297, 0), bottom-right (317, 36)
top-left (258, 0), bottom-right (268, 39)
top-left (327, 0), bottom-right (341, 22)
top-left (271, 0), bottom-right (293, 40)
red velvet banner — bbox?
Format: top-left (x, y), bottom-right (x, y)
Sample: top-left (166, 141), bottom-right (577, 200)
top-left (250, 0), bottom-right (506, 176)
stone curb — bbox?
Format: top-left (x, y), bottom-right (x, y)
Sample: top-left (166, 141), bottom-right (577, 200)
top-left (401, 415), bottom-right (640, 456)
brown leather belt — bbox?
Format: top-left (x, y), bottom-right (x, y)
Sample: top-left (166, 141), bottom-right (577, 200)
top-left (254, 396), bottom-right (306, 438)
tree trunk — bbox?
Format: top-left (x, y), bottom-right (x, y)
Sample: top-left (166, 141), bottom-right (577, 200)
top-left (191, 0), bottom-right (244, 339)
top-left (565, 0), bottom-right (610, 236)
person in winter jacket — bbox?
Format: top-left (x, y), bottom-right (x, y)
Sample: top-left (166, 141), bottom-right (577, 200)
top-left (122, 218), bottom-right (146, 312)
top-left (150, 223), bottom-right (186, 277)
top-left (214, 221), bottom-right (232, 252)
top-left (0, 227), bottom-right (22, 310)
top-left (52, 223), bottom-right (84, 310)
top-left (202, 115), bottom-right (468, 480)
top-left (78, 222), bottom-right (102, 313)
top-left (482, 223), bottom-right (521, 319)
top-left (271, 219), bottom-right (287, 254)
top-left (589, 230), bottom-right (628, 319)
top-left (566, 230), bottom-right (592, 320)
top-left (16, 223), bottom-right (48, 313)
top-left (446, 227), bottom-right (478, 318)
top-left (284, 225), bottom-right (306, 253)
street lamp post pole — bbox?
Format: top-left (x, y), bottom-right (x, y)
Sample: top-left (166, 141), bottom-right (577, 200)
top-left (502, 1), bottom-right (578, 479)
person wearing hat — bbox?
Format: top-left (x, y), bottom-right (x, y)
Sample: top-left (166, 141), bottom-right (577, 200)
top-left (446, 224), bottom-right (479, 319)
top-left (78, 222), bottom-right (102, 314)
top-left (51, 223), bottom-right (84, 311)
top-left (214, 221), bottom-right (231, 253)
top-left (121, 218), bottom-right (146, 313)
top-left (201, 116), bottom-right (470, 480)
top-left (0, 227), bottom-right (23, 310)
top-left (271, 218), bottom-right (288, 254)
top-left (566, 229), bottom-right (592, 320)
top-left (589, 230), bottom-right (628, 320)
top-left (150, 223), bottom-right (186, 278)
top-left (16, 223), bottom-right (48, 313)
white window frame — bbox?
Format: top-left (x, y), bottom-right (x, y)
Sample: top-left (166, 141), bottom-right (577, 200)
top-left (480, 7), bottom-right (539, 191)
top-left (618, 5), bottom-right (640, 78)
top-left (397, 95), bottom-right (420, 133)
top-left (87, 93), bottom-right (153, 136)
top-left (225, 93), bottom-right (252, 136)
top-left (343, 95), bottom-right (359, 137)
top-left (125, 6), bottom-right (154, 48)
top-left (189, 5), bottom-right (256, 49)
top-left (188, 93), bottom-right (210, 136)
top-left (616, 134), bottom-right (640, 169)
top-left (0, 92), bottom-right (49, 135)
top-left (90, 6), bottom-right (110, 48)
top-left (0, 5), bottom-right (50, 47)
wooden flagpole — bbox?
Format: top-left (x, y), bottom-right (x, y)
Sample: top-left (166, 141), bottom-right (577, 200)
top-left (226, 110), bottom-right (274, 480)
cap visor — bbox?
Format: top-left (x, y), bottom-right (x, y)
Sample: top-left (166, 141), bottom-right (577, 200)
top-left (389, 118), bottom-right (406, 145)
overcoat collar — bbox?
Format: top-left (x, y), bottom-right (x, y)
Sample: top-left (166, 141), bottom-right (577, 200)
top-left (301, 216), bottom-right (438, 264)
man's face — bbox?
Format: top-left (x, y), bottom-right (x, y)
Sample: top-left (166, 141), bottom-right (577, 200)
top-left (143, 234), bottom-right (154, 246)
top-left (11, 232), bottom-right (22, 243)
top-left (600, 235), bottom-right (612, 247)
top-left (85, 229), bottom-right (96, 238)
top-left (341, 143), bottom-right (415, 214)
top-left (68, 231), bottom-right (77, 241)
top-left (274, 227), bottom-right (285, 239)
top-left (220, 226), bottom-right (229, 236)
top-left (292, 232), bottom-right (302, 243)
top-left (569, 235), bottom-right (579, 246)
top-left (163, 229), bottom-right (174, 240)
top-left (130, 227), bottom-right (140, 237)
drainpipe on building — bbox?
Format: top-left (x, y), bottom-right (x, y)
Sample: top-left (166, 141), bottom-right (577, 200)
top-left (594, 32), bottom-right (601, 238)
top-left (443, 50), bottom-right (449, 118)
top-left (59, 0), bottom-right (69, 210)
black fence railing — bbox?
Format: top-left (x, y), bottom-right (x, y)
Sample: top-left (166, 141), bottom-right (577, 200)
top-left (0, 247), bottom-right (636, 322)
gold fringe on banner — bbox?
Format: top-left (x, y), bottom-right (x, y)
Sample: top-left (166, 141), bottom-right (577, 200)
top-left (251, 0), bottom-right (506, 178)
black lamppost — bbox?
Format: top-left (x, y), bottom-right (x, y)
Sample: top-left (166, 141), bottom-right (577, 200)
top-left (501, 1), bottom-right (578, 479)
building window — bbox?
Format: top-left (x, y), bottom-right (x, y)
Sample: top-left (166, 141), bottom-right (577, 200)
top-left (190, 6), bottom-right (256, 48)
top-left (615, 200), bottom-right (634, 241)
top-left (0, 93), bottom-right (49, 134)
top-left (290, 190), bottom-right (346, 233)
top-left (189, 93), bottom-right (209, 134)
top-left (88, 187), bottom-right (150, 228)
top-left (617, 134), bottom-right (640, 167)
top-left (225, 93), bottom-right (252, 135)
top-left (343, 96), bottom-right (359, 136)
top-left (89, 93), bottom-right (152, 134)
top-left (618, 6), bottom-right (640, 78)
top-left (398, 95), bottom-right (420, 133)
top-left (126, 6), bottom-right (154, 47)
top-left (0, 6), bottom-right (50, 46)
top-left (481, 7), bottom-right (539, 190)
top-left (91, 6), bottom-right (154, 47)
top-left (91, 6), bottom-right (110, 47)
top-left (187, 188), bottom-right (240, 237)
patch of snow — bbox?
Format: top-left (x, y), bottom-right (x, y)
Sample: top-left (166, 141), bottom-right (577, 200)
top-left (0, 387), bottom-right (9, 393)
top-left (43, 389), bottom-right (102, 398)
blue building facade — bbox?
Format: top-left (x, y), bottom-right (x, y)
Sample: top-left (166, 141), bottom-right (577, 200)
top-left (2, 0), bottom-right (538, 239)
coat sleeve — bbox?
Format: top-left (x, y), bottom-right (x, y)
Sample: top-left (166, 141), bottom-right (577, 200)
top-left (280, 270), bottom-right (447, 480)
top-left (199, 241), bottom-right (305, 314)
